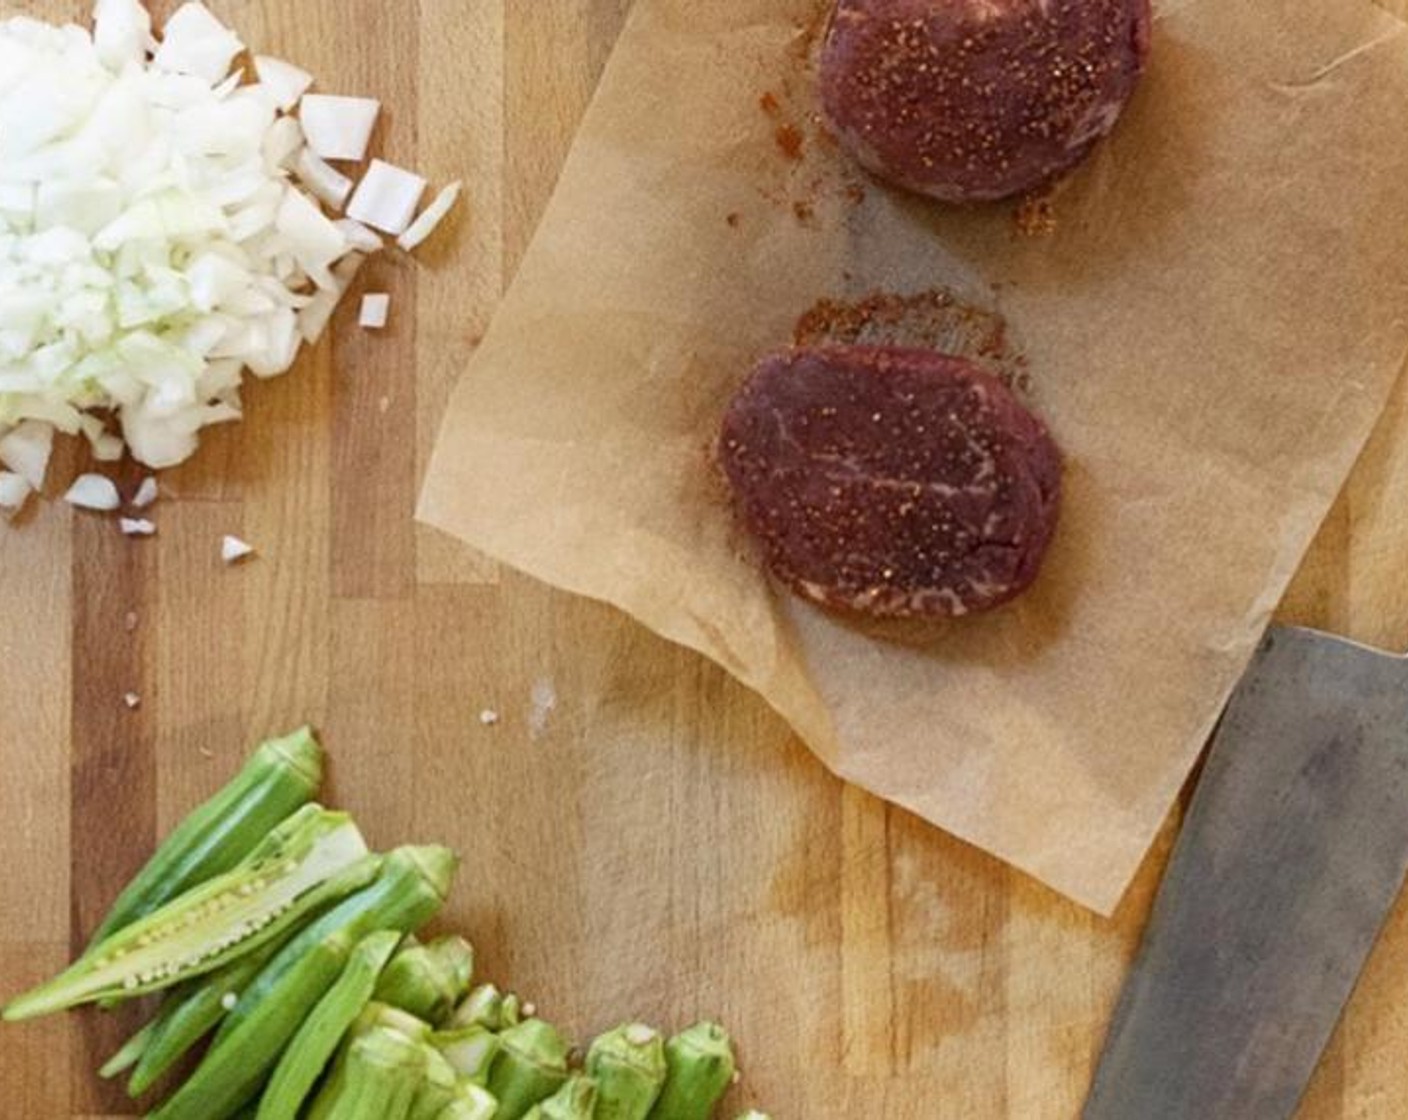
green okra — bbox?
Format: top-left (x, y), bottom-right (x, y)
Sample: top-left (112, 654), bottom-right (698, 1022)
top-left (149, 925), bottom-right (362, 1120)
top-left (432, 1024), bottom-right (501, 1085)
top-left (449, 983), bottom-right (508, 1031)
top-left (255, 930), bottom-right (403, 1120)
top-left (356, 1000), bottom-right (434, 1044)
top-left (216, 845), bottom-right (456, 1045)
top-left (375, 935), bottom-right (475, 1025)
top-left (85, 728), bottom-right (323, 952)
top-left (407, 1044), bottom-right (459, 1120)
top-left (127, 935), bottom-right (285, 1097)
top-left (522, 1074), bottom-right (598, 1120)
top-left (307, 1024), bottom-right (427, 1120)
top-left (586, 1023), bottom-right (667, 1120)
top-left (486, 1018), bottom-right (571, 1120)
top-left (648, 1022), bottom-right (736, 1120)
top-left (150, 846), bottom-right (456, 1120)
top-left (3, 808), bottom-right (372, 1021)
top-left (433, 1082), bottom-right (500, 1120)
top-left (99, 1020), bottom-right (155, 1079)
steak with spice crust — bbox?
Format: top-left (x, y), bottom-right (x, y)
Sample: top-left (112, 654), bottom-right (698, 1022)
top-left (719, 345), bottom-right (1062, 619)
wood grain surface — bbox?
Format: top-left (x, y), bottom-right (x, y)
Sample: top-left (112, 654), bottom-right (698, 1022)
top-left (3, 2), bottom-right (1408, 1117)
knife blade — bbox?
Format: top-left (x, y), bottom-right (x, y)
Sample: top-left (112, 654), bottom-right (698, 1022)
top-left (1084, 624), bottom-right (1408, 1120)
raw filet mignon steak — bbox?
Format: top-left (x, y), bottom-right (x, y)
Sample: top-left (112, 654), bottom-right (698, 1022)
top-left (719, 345), bottom-right (1062, 619)
top-left (819, 0), bottom-right (1152, 202)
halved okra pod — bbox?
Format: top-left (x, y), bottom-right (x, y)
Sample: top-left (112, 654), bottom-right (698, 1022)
top-left (85, 727), bottom-right (323, 951)
top-left (150, 845), bottom-right (457, 1120)
top-left (522, 1074), bottom-right (599, 1120)
top-left (3, 808), bottom-right (374, 1021)
top-left (374, 935), bottom-right (475, 1025)
top-left (485, 1018), bottom-right (572, 1120)
top-left (432, 1025), bottom-right (501, 1085)
top-left (307, 1023), bottom-right (428, 1120)
top-left (586, 1023), bottom-right (667, 1120)
top-left (648, 1022), bottom-right (736, 1120)
top-left (123, 811), bottom-right (352, 1095)
top-left (127, 934), bottom-right (287, 1096)
top-left (255, 929), bottom-right (403, 1120)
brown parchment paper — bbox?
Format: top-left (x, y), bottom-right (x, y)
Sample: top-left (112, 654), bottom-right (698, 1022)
top-left (420, 0), bottom-right (1408, 914)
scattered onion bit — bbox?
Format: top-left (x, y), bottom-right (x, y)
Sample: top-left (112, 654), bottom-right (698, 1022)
top-left (347, 160), bottom-right (426, 236)
top-left (359, 294), bottom-right (390, 330)
top-left (221, 534), bottom-right (255, 563)
top-left (398, 181), bottom-right (462, 252)
top-left (299, 94), bottom-right (380, 162)
top-left (132, 476), bottom-right (159, 508)
top-left (64, 474), bottom-right (121, 511)
top-left (0, 472), bottom-right (31, 511)
top-left (120, 517), bottom-right (156, 536)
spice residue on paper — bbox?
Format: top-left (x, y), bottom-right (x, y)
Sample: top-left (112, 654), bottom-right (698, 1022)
top-left (794, 289), bottom-right (1030, 392)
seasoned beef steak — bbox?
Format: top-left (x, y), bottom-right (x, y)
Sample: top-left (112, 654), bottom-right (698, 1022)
top-left (819, 0), bottom-right (1152, 202)
top-left (720, 346), bottom-right (1062, 619)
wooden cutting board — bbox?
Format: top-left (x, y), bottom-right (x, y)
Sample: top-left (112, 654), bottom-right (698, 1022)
top-left (5, 2), bottom-right (1408, 1117)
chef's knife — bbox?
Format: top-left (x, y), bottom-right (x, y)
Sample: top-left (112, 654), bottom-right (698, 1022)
top-left (1084, 624), bottom-right (1408, 1120)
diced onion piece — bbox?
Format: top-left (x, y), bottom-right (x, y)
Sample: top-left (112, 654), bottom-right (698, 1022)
top-left (0, 472), bottom-right (31, 511)
top-left (297, 289), bottom-right (341, 345)
top-left (398, 180), bottom-right (462, 252)
top-left (359, 293), bottom-right (390, 330)
top-left (294, 148), bottom-right (353, 211)
top-left (64, 473), bottom-right (121, 511)
top-left (347, 160), bottom-right (426, 235)
top-left (132, 476), bottom-right (158, 508)
top-left (334, 218), bottom-right (383, 253)
top-left (221, 534), bottom-right (254, 563)
top-left (152, 3), bottom-right (243, 86)
top-left (297, 251), bottom-right (363, 344)
top-left (253, 54), bottom-right (312, 111)
top-left (262, 114), bottom-right (304, 170)
top-left (93, 0), bottom-right (151, 71)
top-left (298, 94), bottom-right (379, 161)
top-left (275, 186), bottom-right (350, 290)
top-left (120, 516), bottom-right (156, 536)
top-left (0, 421), bottom-right (54, 490)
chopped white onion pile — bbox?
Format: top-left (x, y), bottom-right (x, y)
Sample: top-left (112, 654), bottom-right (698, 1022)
top-left (119, 515), bottom-right (155, 535)
top-left (0, 0), bottom-right (463, 491)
